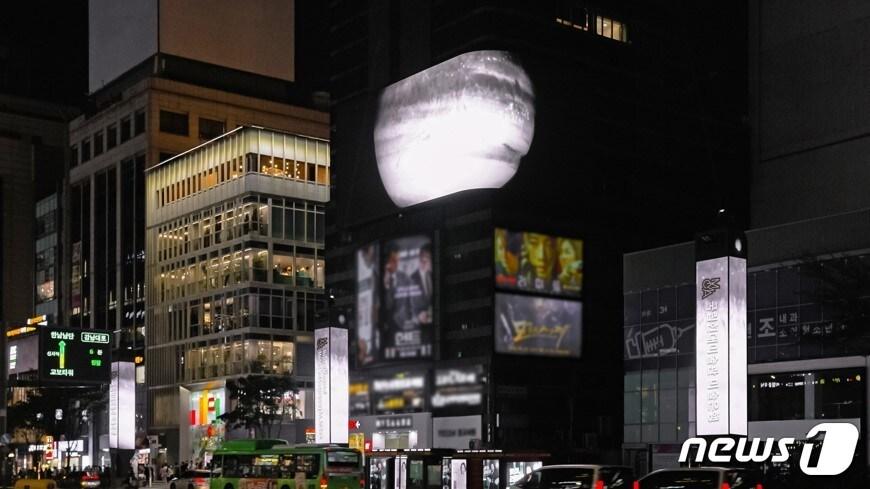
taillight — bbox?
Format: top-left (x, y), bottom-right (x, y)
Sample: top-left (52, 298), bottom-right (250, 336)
top-left (359, 477), bottom-right (365, 488)
top-left (320, 475), bottom-right (328, 489)
top-left (632, 481), bottom-right (639, 489)
top-left (721, 483), bottom-right (730, 489)
top-left (594, 480), bottom-right (604, 489)
top-left (755, 485), bottom-right (763, 489)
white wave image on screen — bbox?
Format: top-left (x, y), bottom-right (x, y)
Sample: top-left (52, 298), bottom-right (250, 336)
top-left (374, 50), bottom-right (535, 207)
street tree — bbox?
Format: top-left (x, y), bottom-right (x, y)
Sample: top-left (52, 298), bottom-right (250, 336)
top-left (218, 375), bottom-right (299, 439)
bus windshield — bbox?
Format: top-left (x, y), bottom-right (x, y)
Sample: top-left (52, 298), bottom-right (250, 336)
top-left (326, 451), bottom-right (361, 472)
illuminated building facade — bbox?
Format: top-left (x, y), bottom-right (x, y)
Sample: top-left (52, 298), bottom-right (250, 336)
top-left (145, 126), bottom-right (329, 462)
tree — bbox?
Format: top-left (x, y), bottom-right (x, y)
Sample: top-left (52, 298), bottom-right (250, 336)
top-left (218, 375), bottom-right (299, 439)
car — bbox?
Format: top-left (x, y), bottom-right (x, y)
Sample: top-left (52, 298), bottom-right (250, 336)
top-left (170, 470), bottom-right (211, 489)
top-left (638, 467), bottom-right (762, 489)
top-left (511, 464), bottom-right (636, 489)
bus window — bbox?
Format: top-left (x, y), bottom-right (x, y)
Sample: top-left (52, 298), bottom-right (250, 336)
top-left (326, 451), bottom-right (360, 472)
top-left (297, 454), bottom-right (321, 479)
top-left (280, 454), bottom-right (298, 479)
top-left (223, 455), bottom-right (255, 478)
top-left (254, 454), bottom-right (281, 478)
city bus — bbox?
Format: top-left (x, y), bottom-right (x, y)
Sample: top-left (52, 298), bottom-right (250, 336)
top-left (210, 440), bottom-right (363, 489)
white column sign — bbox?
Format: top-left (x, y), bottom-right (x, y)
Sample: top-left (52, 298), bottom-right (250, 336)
top-left (315, 327), bottom-right (349, 444)
top-left (109, 361), bottom-right (136, 449)
top-left (695, 256), bottom-right (747, 436)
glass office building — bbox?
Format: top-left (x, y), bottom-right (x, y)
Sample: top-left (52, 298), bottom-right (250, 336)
top-left (145, 126), bottom-right (329, 461)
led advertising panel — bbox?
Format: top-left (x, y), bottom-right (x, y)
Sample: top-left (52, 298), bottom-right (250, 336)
top-left (450, 460), bottom-right (468, 489)
top-left (381, 236), bottom-right (433, 360)
top-left (506, 462), bottom-right (543, 485)
top-left (39, 326), bottom-right (111, 384)
top-left (431, 366), bottom-right (485, 411)
top-left (315, 328), bottom-right (349, 444)
top-left (695, 256), bottom-right (747, 436)
top-left (355, 242), bottom-right (380, 366)
top-left (371, 371), bottom-right (427, 414)
top-left (495, 293), bottom-right (582, 358)
top-left (8, 334), bottom-right (39, 376)
top-left (495, 228), bottom-right (583, 297)
top-left (483, 460), bottom-right (500, 489)
top-left (109, 361), bottom-right (135, 449)
top-left (374, 50), bottom-right (535, 208)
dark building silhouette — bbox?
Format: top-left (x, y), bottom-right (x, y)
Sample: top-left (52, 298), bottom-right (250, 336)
top-left (327, 0), bottom-right (748, 459)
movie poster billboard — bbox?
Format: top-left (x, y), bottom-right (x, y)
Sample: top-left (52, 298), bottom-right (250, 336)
top-left (495, 293), bottom-right (582, 358)
top-left (381, 236), bottom-right (433, 359)
top-left (355, 242), bottom-right (380, 366)
top-left (494, 228), bottom-right (583, 297)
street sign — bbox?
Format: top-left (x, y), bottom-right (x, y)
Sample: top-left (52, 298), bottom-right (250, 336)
top-left (39, 326), bottom-right (111, 384)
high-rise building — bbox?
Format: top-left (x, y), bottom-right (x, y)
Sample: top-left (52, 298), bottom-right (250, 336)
top-left (619, 2), bottom-right (870, 481)
top-left (67, 0), bottom-right (329, 463)
top-left (327, 0), bottom-right (748, 458)
top-left (145, 125), bottom-right (329, 462)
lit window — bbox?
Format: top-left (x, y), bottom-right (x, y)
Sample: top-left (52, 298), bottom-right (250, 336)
top-left (596, 15), bottom-right (629, 43)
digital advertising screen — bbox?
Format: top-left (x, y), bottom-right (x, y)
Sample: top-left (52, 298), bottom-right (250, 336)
top-left (39, 326), bottom-right (111, 384)
top-left (7, 334), bottom-right (39, 376)
top-left (482, 460), bottom-right (500, 489)
top-left (381, 236), bottom-right (433, 360)
top-left (495, 293), bottom-right (582, 358)
top-left (355, 242), bottom-right (380, 366)
top-left (374, 50), bottom-right (535, 208)
top-left (494, 228), bottom-right (583, 297)
top-left (431, 366), bottom-right (485, 411)
top-left (506, 462), bottom-right (542, 485)
top-left (450, 459), bottom-right (468, 489)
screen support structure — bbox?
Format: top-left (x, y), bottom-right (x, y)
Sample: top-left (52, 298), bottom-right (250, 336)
top-left (695, 225), bottom-right (748, 443)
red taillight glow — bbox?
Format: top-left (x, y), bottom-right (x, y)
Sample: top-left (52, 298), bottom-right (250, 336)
top-left (594, 481), bottom-right (604, 489)
top-left (632, 481), bottom-right (640, 489)
top-left (320, 475), bottom-right (328, 489)
top-left (359, 478), bottom-right (365, 489)
top-left (755, 485), bottom-right (763, 489)
top-left (721, 483), bottom-right (730, 489)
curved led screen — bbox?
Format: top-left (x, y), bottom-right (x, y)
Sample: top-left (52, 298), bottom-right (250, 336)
top-left (374, 50), bottom-right (535, 207)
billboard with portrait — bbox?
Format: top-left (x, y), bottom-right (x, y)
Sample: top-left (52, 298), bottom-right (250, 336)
top-left (495, 293), bottom-right (582, 358)
top-left (355, 242), bottom-right (380, 366)
top-left (494, 228), bottom-right (583, 296)
top-left (381, 236), bottom-right (433, 359)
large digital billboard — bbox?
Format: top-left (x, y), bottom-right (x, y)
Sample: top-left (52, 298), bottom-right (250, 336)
top-left (374, 50), bottom-right (535, 208)
top-left (495, 228), bottom-right (583, 297)
top-left (495, 293), bottom-right (582, 358)
top-left (382, 236), bottom-right (433, 359)
top-left (355, 235), bottom-right (434, 364)
top-left (39, 327), bottom-right (111, 384)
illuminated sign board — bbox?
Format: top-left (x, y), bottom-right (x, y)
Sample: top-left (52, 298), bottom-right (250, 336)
top-left (432, 366), bottom-right (485, 410)
top-left (39, 327), bottom-right (111, 384)
top-left (695, 256), bottom-right (747, 436)
top-left (374, 50), bottom-right (535, 208)
top-left (315, 327), bottom-right (349, 444)
top-left (371, 371), bottom-right (427, 415)
top-left (109, 362), bottom-right (135, 449)
top-left (495, 293), bottom-right (582, 358)
top-left (495, 228), bottom-right (583, 297)
top-left (8, 334), bottom-right (39, 376)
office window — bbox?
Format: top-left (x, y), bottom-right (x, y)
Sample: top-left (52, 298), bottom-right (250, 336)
top-left (134, 109), bottom-right (146, 135)
top-left (81, 138), bottom-right (91, 162)
top-left (70, 144), bottom-right (79, 167)
top-left (596, 15), bottom-right (628, 43)
top-left (199, 118), bottom-right (226, 141)
top-left (107, 124), bottom-right (117, 149)
top-left (121, 116), bottom-right (132, 142)
top-left (749, 373), bottom-right (805, 421)
top-left (93, 130), bottom-right (104, 157)
top-left (160, 110), bottom-right (189, 136)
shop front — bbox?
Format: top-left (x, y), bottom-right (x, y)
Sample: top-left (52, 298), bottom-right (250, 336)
top-left (187, 386), bottom-right (227, 465)
top-left (353, 413), bottom-right (432, 450)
